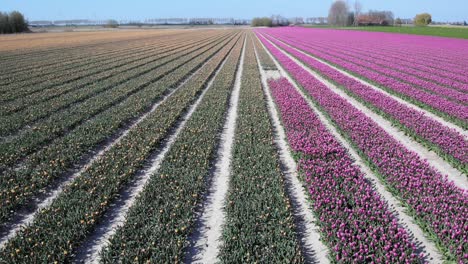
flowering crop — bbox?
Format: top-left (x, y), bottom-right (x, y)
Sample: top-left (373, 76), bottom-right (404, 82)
top-left (261, 28), bottom-right (468, 127)
top-left (220, 34), bottom-right (302, 263)
top-left (101, 34), bottom-right (245, 263)
top-left (0, 33), bottom-right (224, 136)
top-left (0, 33), bottom-right (237, 227)
top-left (259, 33), bottom-right (468, 173)
top-left (268, 77), bottom-right (419, 263)
top-left (287, 39), bottom-right (468, 104)
top-left (259, 34), bottom-right (468, 262)
top-left (0, 34), bottom-right (240, 263)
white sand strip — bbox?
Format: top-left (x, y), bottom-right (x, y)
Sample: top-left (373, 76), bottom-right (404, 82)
top-left (184, 36), bottom-right (246, 264)
top-left (253, 35), bottom-right (330, 264)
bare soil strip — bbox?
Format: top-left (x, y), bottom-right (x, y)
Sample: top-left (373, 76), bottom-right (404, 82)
top-left (253, 36), bottom-right (330, 264)
top-left (184, 37), bottom-right (246, 264)
top-left (261, 34), bottom-right (444, 263)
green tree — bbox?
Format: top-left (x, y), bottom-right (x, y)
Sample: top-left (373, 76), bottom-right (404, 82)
top-left (105, 19), bottom-right (119, 28)
top-left (0, 12), bottom-right (9, 34)
top-left (395, 17), bottom-right (403, 26)
top-left (251, 17), bottom-right (273, 27)
top-left (414, 13), bottom-right (432, 26)
top-left (9, 11), bottom-right (28, 33)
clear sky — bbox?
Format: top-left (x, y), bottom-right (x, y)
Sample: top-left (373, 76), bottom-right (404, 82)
top-left (2, 0), bottom-right (467, 22)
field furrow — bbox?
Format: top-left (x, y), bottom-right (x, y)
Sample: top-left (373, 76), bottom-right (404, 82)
top-left (99, 33), bottom-right (244, 264)
top-left (0, 32), bottom-right (238, 226)
top-left (257, 33), bottom-right (468, 173)
top-left (0, 33), bottom-right (226, 134)
top-left (280, 37), bottom-right (468, 103)
top-left (0, 32), bottom-right (188, 83)
top-left (0, 32), bottom-right (240, 263)
top-left (0, 33), bottom-right (225, 102)
top-left (262, 32), bottom-right (468, 126)
top-left (0, 33), bottom-right (234, 169)
top-left (219, 36), bottom-right (303, 263)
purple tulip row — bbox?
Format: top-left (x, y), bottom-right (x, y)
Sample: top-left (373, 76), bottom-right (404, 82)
top-left (258, 33), bottom-right (468, 169)
top-left (278, 36), bottom-right (468, 99)
top-left (266, 28), bottom-right (468, 74)
top-left (298, 38), bottom-right (468, 90)
top-left (268, 77), bottom-right (419, 263)
top-left (266, 28), bottom-right (468, 85)
top-left (260, 31), bottom-right (468, 123)
top-left (259, 34), bottom-right (468, 263)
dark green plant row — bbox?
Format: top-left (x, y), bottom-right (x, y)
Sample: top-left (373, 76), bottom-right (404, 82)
top-left (1, 36), bottom-right (189, 94)
top-left (0, 33), bottom-right (235, 170)
top-left (252, 33), bottom-right (277, 70)
top-left (0, 33), bottom-right (240, 225)
top-left (0, 33), bottom-right (226, 135)
top-left (0, 33), bottom-right (225, 103)
top-left (0, 32), bottom-right (191, 87)
top-left (219, 35), bottom-right (303, 263)
top-left (101, 33), bottom-right (245, 263)
top-left (0, 32), bottom-right (241, 264)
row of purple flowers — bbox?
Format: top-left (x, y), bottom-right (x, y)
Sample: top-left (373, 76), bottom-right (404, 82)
top-left (265, 28), bottom-right (468, 87)
top-left (269, 77), bottom-right (420, 263)
top-left (261, 29), bottom-right (468, 124)
top-left (259, 32), bottom-right (468, 172)
top-left (259, 33), bottom-right (468, 263)
top-left (279, 35), bottom-right (468, 101)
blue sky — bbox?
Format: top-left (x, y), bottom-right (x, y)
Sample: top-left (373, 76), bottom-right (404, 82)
top-left (2, 0), bottom-right (467, 22)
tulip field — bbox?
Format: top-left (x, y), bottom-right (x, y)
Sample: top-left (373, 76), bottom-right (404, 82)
top-left (0, 27), bottom-right (466, 263)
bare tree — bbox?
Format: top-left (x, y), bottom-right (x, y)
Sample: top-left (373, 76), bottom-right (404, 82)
top-left (328, 0), bottom-right (349, 26)
top-left (353, 1), bottom-right (362, 26)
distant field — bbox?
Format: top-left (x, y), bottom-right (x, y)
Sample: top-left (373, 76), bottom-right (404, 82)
top-left (302, 24), bottom-right (468, 39)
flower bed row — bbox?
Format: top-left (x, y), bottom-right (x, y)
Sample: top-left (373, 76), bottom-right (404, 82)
top-left (268, 28), bottom-right (468, 76)
top-left (267, 28), bottom-right (468, 87)
top-left (260, 36), bottom-right (468, 262)
top-left (251, 34), bottom-right (277, 70)
top-left (1, 32), bottom-right (222, 103)
top-left (0, 32), bottom-right (226, 135)
top-left (262, 30), bottom-right (468, 126)
top-left (0, 32), bottom-right (239, 263)
top-left (0, 33), bottom-right (235, 170)
top-left (2, 38), bottom-right (169, 94)
top-left (285, 37), bottom-right (468, 100)
top-left (0, 33), bottom-right (240, 227)
top-left (259, 34), bottom-right (468, 173)
top-left (0, 31), bottom-right (182, 78)
top-left (302, 38), bottom-right (468, 92)
top-left (268, 77), bottom-right (419, 263)
top-left (101, 33), bottom-right (245, 263)
top-left (0, 34), bottom-right (180, 87)
top-left (219, 36), bottom-right (302, 263)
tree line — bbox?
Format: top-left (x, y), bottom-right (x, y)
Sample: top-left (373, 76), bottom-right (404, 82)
top-left (251, 15), bottom-right (290, 27)
top-left (328, 0), bottom-right (432, 27)
top-left (0, 11), bottom-right (29, 34)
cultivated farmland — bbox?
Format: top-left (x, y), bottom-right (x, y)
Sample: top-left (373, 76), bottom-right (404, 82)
top-left (0, 28), bottom-right (466, 263)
